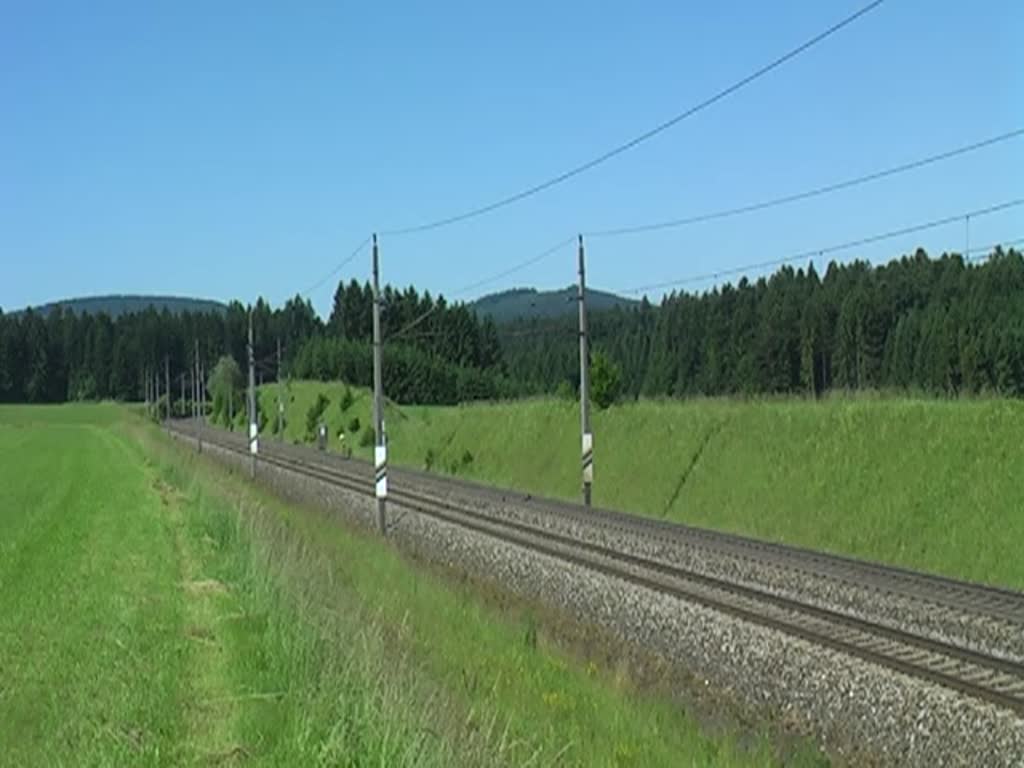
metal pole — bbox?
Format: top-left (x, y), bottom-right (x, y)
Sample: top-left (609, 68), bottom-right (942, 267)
top-left (277, 337), bottom-right (283, 440)
top-left (578, 234), bottom-right (593, 507)
top-left (164, 356), bottom-right (170, 425)
top-left (191, 349), bottom-right (196, 422)
top-left (193, 341), bottom-right (199, 449)
top-left (248, 307), bottom-right (258, 478)
top-left (199, 358), bottom-right (205, 453)
top-left (372, 233), bottom-right (387, 534)
top-left (197, 343), bottom-right (204, 454)
top-left (965, 214), bottom-right (971, 262)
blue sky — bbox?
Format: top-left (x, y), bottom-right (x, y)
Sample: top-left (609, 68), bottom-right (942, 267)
top-left (2, 0), bottom-right (1021, 316)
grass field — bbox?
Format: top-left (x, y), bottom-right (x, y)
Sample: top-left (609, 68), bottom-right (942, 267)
top-left (1, 404), bottom-right (822, 766)
top-left (257, 381), bottom-right (1024, 591)
top-left (0, 405), bottom-right (189, 765)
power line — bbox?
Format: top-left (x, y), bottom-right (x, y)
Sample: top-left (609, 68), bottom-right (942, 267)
top-left (381, 129), bottom-right (1020, 334)
top-left (453, 236), bottom-right (577, 298)
top-left (966, 237), bottom-right (1024, 262)
top-left (380, 0), bottom-right (887, 237)
top-left (587, 128), bottom-right (1024, 238)
top-left (304, 126), bottom-right (1019, 313)
top-left (392, 324), bottom-right (577, 344)
top-left (619, 198), bottom-right (1024, 295)
top-left (299, 236), bottom-right (373, 299)
top-left (483, 239), bottom-right (1024, 348)
top-left (384, 235), bottom-right (577, 341)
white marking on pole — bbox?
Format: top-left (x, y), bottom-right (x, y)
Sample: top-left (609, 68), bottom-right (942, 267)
top-left (375, 445), bottom-right (388, 498)
top-left (582, 431), bottom-right (594, 482)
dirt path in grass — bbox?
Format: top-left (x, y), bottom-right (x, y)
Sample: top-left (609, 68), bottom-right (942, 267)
top-left (150, 471), bottom-right (248, 764)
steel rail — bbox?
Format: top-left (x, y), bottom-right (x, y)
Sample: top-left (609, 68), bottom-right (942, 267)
top-left (194, 420), bottom-right (1024, 628)
top-left (170, 424), bottom-right (1024, 715)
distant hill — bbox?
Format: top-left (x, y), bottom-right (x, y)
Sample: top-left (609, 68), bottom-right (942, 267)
top-left (14, 295), bottom-right (227, 318)
top-left (470, 287), bottom-right (638, 323)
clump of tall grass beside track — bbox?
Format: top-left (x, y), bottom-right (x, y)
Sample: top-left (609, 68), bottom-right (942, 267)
top-left (259, 382), bottom-right (1024, 590)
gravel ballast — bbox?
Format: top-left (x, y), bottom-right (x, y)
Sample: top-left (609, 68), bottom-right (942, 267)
top-left (172, 430), bottom-right (1024, 766)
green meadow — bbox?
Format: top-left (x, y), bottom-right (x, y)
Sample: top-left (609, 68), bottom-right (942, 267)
top-left (257, 381), bottom-right (1024, 590)
top-left (0, 403), bottom-right (823, 766)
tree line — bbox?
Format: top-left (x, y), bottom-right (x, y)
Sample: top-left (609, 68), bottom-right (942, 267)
top-left (501, 246), bottom-right (1024, 399)
top-left (0, 282), bottom-right (508, 406)
top-left (1, 245), bottom-right (1021, 407)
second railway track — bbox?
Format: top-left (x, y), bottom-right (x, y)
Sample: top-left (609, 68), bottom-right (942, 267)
top-left (170, 422), bottom-right (1024, 716)
top-left (230, 424), bottom-right (1024, 630)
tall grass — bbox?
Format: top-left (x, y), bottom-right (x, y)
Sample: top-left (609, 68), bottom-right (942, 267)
top-left (152, 438), bottom-right (462, 766)
top-left (145, 417), bottom-right (826, 767)
top-left (257, 382), bottom-right (1024, 590)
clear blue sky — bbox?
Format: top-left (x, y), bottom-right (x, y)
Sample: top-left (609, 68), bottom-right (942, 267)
top-left (2, 0), bottom-right (1021, 316)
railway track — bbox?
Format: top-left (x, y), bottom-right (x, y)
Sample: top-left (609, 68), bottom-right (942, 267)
top-left (169, 421), bottom-right (1024, 716)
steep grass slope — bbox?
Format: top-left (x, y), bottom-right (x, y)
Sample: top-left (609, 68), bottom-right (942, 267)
top-left (257, 382), bottom-right (1024, 590)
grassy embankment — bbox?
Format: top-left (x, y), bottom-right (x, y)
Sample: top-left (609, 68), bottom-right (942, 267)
top-left (1, 403), bottom-right (821, 766)
top-left (257, 380), bottom-right (1024, 590)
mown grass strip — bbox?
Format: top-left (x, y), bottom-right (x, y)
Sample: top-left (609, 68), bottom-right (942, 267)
top-left (143, 426), bottom-right (463, 766)
top-left (0, 415), bottom-right (189, 766)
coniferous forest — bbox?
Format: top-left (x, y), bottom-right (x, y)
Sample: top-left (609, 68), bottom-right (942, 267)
top-left (1, 246), bottom-right (1022, 406)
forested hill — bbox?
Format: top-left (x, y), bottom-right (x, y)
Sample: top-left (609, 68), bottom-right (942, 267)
top-left (471, 287), bottom-right (637, 322)
top-left (15, 295), bottom-right (226, 319)
top-left (2, 245), bottom-right (1023, 406)
top-left (501, 246), bottom-right (1024, 399)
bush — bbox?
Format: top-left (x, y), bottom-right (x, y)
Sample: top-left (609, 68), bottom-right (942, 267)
top-left (339, 386), bottom-right (355, 413)
top-left (271, 408), bottom-right (286, 435)
top-left (555, 380), bottom-right (576, 401)
top-left (359, 425), bottom-right (375, 447)
top-left (461, 449), bottom-right (474, 468)
top-left (590, 351), bottom-right (623, 409)
top-left (208, 355), bottom-right (244, 426)
top-left (347, 416), bottom-right (361, 434)
top-left (305, 393), bottom-right (331, 438)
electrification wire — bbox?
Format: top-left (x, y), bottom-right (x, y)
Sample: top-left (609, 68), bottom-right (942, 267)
top-left (477, 238), bottom-right (1024, 347)
top-left (586, 128), bottom-right (1024, 238)
top-left (296, 127), bottom-right (1020, 315)
top-left (453, 235), bottom-right (578, 298)
top-left (384, 235), bottom-right (577, 342)
top-left (379, 0), bottom-right (887, 237)
top-left (381, 129), bottom-right (1021, 339)
top-left (619, 198), bottom-right (1024, 295)
top-left (299, 236), bottom-right (373, 299)
top-left (965, 237), bottom-right (1024, 262)
top-left (390, 324), bottom-right (576, 344)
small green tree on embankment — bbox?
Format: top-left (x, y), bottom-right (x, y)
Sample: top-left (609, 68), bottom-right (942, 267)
top-left (590, 351), bottom-right (623, 409)
top-left (208, 356), bottom-right (244, 428)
